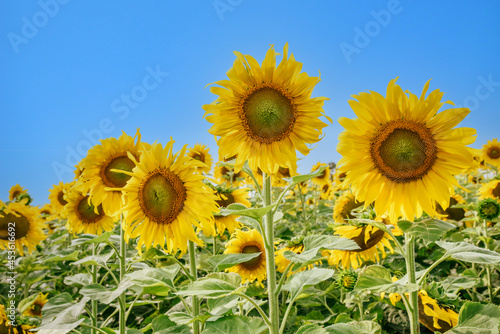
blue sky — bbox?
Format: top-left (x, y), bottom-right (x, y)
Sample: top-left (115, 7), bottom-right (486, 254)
top-left (1, 0), bottom-right (499, 206)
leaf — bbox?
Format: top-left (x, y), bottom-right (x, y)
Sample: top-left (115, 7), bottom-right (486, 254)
top-left (296, 324), bottom-right (328, 334)
top-left (42, 250), bottom-right (80, 263)
top-left (80, 231), bottom-right (114, 245)
top-left (283, 166), bottom-right (327, 186)
top-left (354, 265), bottom-right (419, 295)
top-left (38, 294), bottom-right (89, 334)
top-left (125, 265), bottom-right (180, 294)
top-left (206, 272), bottom-right (242, 287)
top-left (282, 268), bottom-right (335, 301)
top-left (325, 321), bottom-right (382, 334)
top-left (64, 273), bottom-right (92, 287)
top-left (208, 253), bottom-right (262, 271)
top-left (284, 236), bottom-right (359, 265)
top-left (177, 278), bottom-right (238, 299)
top-left (168, 312), bottom-right (211, 325)
top-left (79, 279), bottom-right (135, 304)
top-left (399, 219), bottom-right (456, 246)
top-left (220, 204), bottom-right (275, 222)
top-left (207, 294), bottom-right (240, 316)
top-left (152, 314), bottom-right (191, 334)
top-left (445, 302), bottom-right (500, 334)
top-left (436, 241), bottom-right (500, 264)
top-left (237, 216), bottom-right (263, 235)
top-left (202, 315), bottom-right (269, 334)
top-left (72, 252), bottom-right (114, 266)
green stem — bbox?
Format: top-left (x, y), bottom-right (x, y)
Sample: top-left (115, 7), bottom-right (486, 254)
top-left (213, 236), bottom-right (218, 256)
top-left (79, 323), bottom-right (109, 334)
top-left (234, 292), bottom-right (271, 327)
top-left (405, 233), bottom-right (419, 334)
top-left (358, 301), bottom-right (364, 321)
top-left (483, 218), bottom-right (494, 303)
top-left (189, 241), bottom-right (200, 334)
top-left (92, 244), bottom-right (98, 334)
top-left (275, 261), bottom-right (294, 296)
top-left (417, 254), bottom-right (450, 285)
top-left (263, 173), bottom-right (279, 334)
top-left (119, 227), bottom-right (127, 334)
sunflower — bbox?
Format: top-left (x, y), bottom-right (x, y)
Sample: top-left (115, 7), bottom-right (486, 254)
top-left (272, 167), bottom-right (295, 187)
top-left (436, 194), bottom-right (466, 221)
top-left (418, 290), bottom-right (458, 333)
top-left (467, 174), bottom-right (483, 185)
top-left (333, 168), bottom-right (348, 191)
top-left (481, 139), bottom-right (500, 168)
top-left (22, 293), bottom-right (48, 317)
top-left (320, 182), bottom-right (333, 200)
top-left (311, 162), bottom-right (331, 186)
top-left (63, 188), bottom-right (115, 236)
top-left (214, 164), bottom-right (245, 187)
top-left (224, 229), bottom-right (266, 285)
top-left (275, 239), bottom-right (319, 276)
top-left (333, 192), bottom-right (365, 223)
top-left (8, 185), bottom-right (28, 202)
top-left (337, 79), bottom-right (476, 223)
top-left (187, 144), bottom-right (213, 174)
top-left (0, 201), bottom-right (46, 256)
top-left (478, 179), bottom-right (500, 201)
top-left (38, 204), bottom-right (57, 234)
top-left (323, 224), bottom-right (398, 270)
top-left (209, 188), bottom-right (251, 236)
top-left (77, 130), bottom-right (146, 216)
top-left (48, 181), bottom-right (73, 218)
top-left (204, 43), bottom-right (331, 175)
top-left (117, 140), bottom-right (218, 254)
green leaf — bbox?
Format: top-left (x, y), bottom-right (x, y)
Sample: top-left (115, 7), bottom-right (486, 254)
top-left (64, 273), bottom-right (92, 287)
top-left (42, 250), bottom-right (80, 263)
top-left (284, 235), bottom-right (359, 265)
top-left (208, 253), bottom-right (262, 271)
top-left (220, 204), bottom-right (275, 222)
top-left (399, 219), bottom-right (456, 246)
top-left (282, 268), bottom-right (335, 301)
top-left (354, 265), bottom-right (419, 295)
top-left (202, 315), bottom-right (269, 334)
top-left (38, 294), bottom-right (90, 334)
top-left (325, 321), bottom-right (382, 334)
top-left (436, 241), bottom-right (500, 264)
top-left (237, 216), bottom-right (263, 235)
top-left (169, 312), bottom-right (211, 325)
top-left (18, 294), bottom-right (39, 314)
top-left (125, 265), bottom-right (180, 294)
top-left (152, 314), bottom-right (191, 334)
top-left (79, 279), bottom-right (135, 304)
top-left (72, 252), bottom-right (114, 266)
top-left (80, 231), bottom-right (114, 245)
top-left (445, 302), bottom-right (500, 334)
top-left (127, 330), bottom-right (143, 334)
top-left (177, 278), bottom-right (239, 299)
top-left (207, 294), bottom-right (240, 316)
top-left (283, 166), bottom-right (327, 186)
top-left (206, 272), bottom-right (242, 287)
top-left (296, 324), bottom-right (328, 334)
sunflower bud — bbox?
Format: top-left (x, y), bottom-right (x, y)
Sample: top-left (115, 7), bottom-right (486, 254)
top-left (477, 198), bottom-right (500, 220)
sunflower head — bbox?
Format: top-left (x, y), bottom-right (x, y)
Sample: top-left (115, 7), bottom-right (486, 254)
top-left (22, 293), bottom-right (48, 317)
top-left (436, 195), bottom-right (466, 221)
top-left (335, 269), bottom-right (358, 291)
top-left (333, 192), bottom-right (364, 223)
top-left (418, 290), bottom-right (458, 333)
top-left (208, 187), bottom-right (251, 236)
top-left (477, 198), bottom-right (500, 220)
top-left (224, 229), bottom-right (266, 285)
top-left (187, 144), bottom-right (213, 174)
top-left (311, 162), bottom-right (331, 186)
top-left (337, 78), bottom-right (476, 222)
top-left (120, 140), bottom-right (218, 254)
top-left (9, 185), bottom-right (32, 204)
top-left (481, 139), bottom-right (500, 168)
top-left (478, 179), bottom-right (500, 201)
top-left (204, 43), bottom-right (330, 175)
top-left (48, 181), bottom-right (74, 218)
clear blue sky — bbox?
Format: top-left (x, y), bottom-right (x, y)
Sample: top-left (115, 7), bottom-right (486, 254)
top-left (1, 0), bottom-right (499, 206)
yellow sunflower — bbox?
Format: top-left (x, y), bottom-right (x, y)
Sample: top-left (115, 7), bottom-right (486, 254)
top-left (77, 130), bottom-right (147, 216)
top-left (204, 43), bottom-right (331, 175)
top-left (418, 290), bottom-right (458, 333)
top-left (311, 162), bottom-right (331, 186)
top-left (320, 182), bottom-right (334, 200)
top-left (224, 229), bottom-right (266, 285)
top-left (467, 173), bottom-right (483, 185)
top-left (436, 194), bottom-right (467, 221)
top-left (323, 224), bottom-right (398, 270)
top-left (117, 140), bottom-right (218, 254)
top-left (208, 188), bottom-right (251, 236)
top-left (38, 204), bottom-right (57, 234)
top-left (333, 168), bottom-right (348, 191)
top-left (478, 179), bottom-right (500, 201)
top-left (0, 200), bottom-right (46, 256)
top-left (337, 78), bottom-right (476, 223)
top-left (187, 144), bottom-right (213, 174)
top-left (48, 181), bottom-right (73, 218)
top-left (22, 293), bottom-right (49, 317)
top-left (214, 164), bottom-right (245, 187)
top-left (63, 188), bottom-right (115, 236)
top-left (275, 241), bottom-right (319, 276)
top-left (8, 184), bottom-right (27, 202)
top-left (333, 192), bottom-right (365, 223)
top-left (481, 139), bottom-right (500, 168)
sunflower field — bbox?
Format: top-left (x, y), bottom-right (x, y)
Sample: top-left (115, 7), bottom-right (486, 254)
top-left (2, 44), bottom-right (500, 334)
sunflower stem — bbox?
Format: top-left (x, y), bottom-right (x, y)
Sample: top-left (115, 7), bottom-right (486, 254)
top-left (358, 301), bottom-right (364, 321)
top-left (405, 233), bottom-right (420, 334)
top-left (263, 173), bottom-right (280, 334)
top-left (482, 218), bottom-right (494, 303)
top-left (91, 243), bottom-right (98, 334)
top-left (188, 240), bottom-right (200, 334)
top-left (119, 226), bottom-right (127, 334)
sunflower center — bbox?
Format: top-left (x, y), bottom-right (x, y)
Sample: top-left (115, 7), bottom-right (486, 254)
top-left (343, 198), bottom-right (364, 220)
top-left (241, 245), bottom-right (262, 269)
top-left (493, 183), bottom-right (500, 199)
top-left (76, 195), bottom-right (104, 224)
top-left (0, 212), bottom-right (30, 240)
top-left (487, 146), bottom-right (500, 159)
top-left (437, 197), bottom-right (465, 221)
top-left (102, 155), bottom-right (136, 188)
top-left (278, 167), bottom-right (290, 177)
top-left (371, 120), bottom-right (437, 183)
top-left (240, 86), bottom-right (297, 143)
top-left (32, 303), bottom-right (43, 315)
top-left (57, 191), bottom-right (68, 206)
top-left (216, 192), bottom-right (235, 207)
top-left (192, 154), bottom-right (205, 163)
top-left (351, 227), bottom-right (385, 252)
top-left (139, 170), bottom-right (186, 224)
